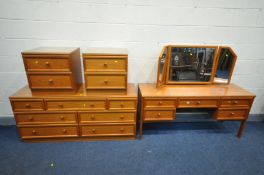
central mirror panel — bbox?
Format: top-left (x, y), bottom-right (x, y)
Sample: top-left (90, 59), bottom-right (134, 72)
top-left (168, 47), bottom-right (217, 83)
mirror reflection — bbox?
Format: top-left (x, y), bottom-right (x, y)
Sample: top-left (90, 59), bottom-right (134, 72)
top-left (214, 48), bottom-right (234, 83)
top-left (169, 47), bottom-right (216, 82)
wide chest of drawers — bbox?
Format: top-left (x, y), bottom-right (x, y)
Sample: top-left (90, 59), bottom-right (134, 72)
top-left (9, 84), bottom-right (137, 142)
top-left (138, 83), bottom-right (255, 139)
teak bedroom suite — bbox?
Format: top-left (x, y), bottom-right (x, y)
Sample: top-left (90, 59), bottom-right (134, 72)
top-left (9, 46), bottom-right (255, 142)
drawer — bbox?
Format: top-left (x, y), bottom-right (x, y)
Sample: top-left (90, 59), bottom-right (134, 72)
top-left (19, 126), bottom-right (78, 139)
top-left (221, 99), bottom-right (250, 107)
top-left (15, 112), bottom-right (77, 125)
top-left (84, 58), bottom-right (126, 72)
top-left (80, 124), bottom-right (135, 136)
top-left (85, 74), bottom-right (126, 89)
top-left (28, 73), bottom-right (74, 89)
top-left (24, 57), bottom-right (70, 71)
top-left (144, 110), bottom-right (175, 121)
top-left (178, 98), bottom-right (218, 108)
top-left (215, 109), bottom-right (248, 120)
top-left (46, 100), bottom-right (106, 110)
top-left (79, 112), bottom-right (135, 123)
top-left (11, 100), bottom-right (44, 111)
top-left (108, 100), bottom-right (136, 110)
top-left (144, 99), bottom-right (175, 108)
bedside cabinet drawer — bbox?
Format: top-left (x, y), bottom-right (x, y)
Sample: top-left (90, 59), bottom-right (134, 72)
top-left (28, 73), bottom-right (74, 89)
top-left (85, 74), bottom-right (126, 89)
top-left (144, 99), bottom-right (176, 108)
top-left (11, 100), bottom-right (44, 111)
top-left (19, 126), bottom-right (78, 139)
top-left (80, 124), bottom-right (135, 137)
top-left (24, 57), bottom-right (70, 71)
top-left (46, 100), bottom-right (106, 110)
top-left (144, 110), bottom-right (175, 121)
top-left (79, 112), bottom-right (135, 123)
top-left (15, 112), bottom-right (77, 125)
top-left (215, 109), bottom-right (248, 120)
top-left (108, 100), bottom-right (136, 110)
top-left (178, 98), bottom-right (218, 108)
top-left (221, 99), bottom-right (250, 107)
top-left (84, 58), bottom-right (126, 72)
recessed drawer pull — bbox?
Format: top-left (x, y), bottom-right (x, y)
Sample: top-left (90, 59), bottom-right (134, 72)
top-left (230, 112), bottom-right (235, 115)
top-left (158, 101), bottom-right (163, 105)
top-left (120, 115), bottom-right (125, 120)
top-left (91, 129), bottom-right (96, 133)
top-left (58, 104), bottom-right (64, 108)
top-left (62, 129), bottom-right (67, 133)
top-left (103, 63), bottom-right (108, 67)
top-left (120, 128), bottom-right (125, 132)
top-left (60, 116), bottom-right (64, 120)
top-left (233, 101), bottom-right (238, 104)
top-left (120, 103), bottom-right (124, 108)
top-left (104, 80), bottom-right (108, 84)
top-left (32, 130), bottom-right (37, 135)
top-left (90, 115), bottom-right (95, 120)
top-left (90, 104), bottom-right (95, 107)
top-left (196, 101), bottom-right (201, 105)
top-left (45, 61), bottom-right (50, 66)
top-left (48, 79), bottom-right (53, 84)
top-left (25, 104), bottom-right (31, 108)
top-left (28, 116), bottom-right (33, 121)
top-left (157, 113), bottom-right (161, 117)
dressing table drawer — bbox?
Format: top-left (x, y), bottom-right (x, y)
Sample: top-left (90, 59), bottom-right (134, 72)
top-left (80, 124), bottom-right (135, 137)
top-left (79, 112), bottom-right (135, 123)
top-left (84, 58), bottom-right (126, 72)
top-left (108, 99), bottom-right (136, 110)
top-left (11, 100), bottom-right (44, 111)
top-left (46, 100), bottom-right (106, 110)
top-left (15, 112), bottom-right (77, 125)
top-left (19, 126), bottom-right (79, 139)
top-left (28, 73), bottom-right (74, 89)
top-left (220, 99), bottom-right (250, 108)
top-left (144, 99), bottom-right (176, 108)
top-left (215, 109), bottom-right (248, 120)
top-left (178, 98), bottom-right (218, 108)
top-left (85, 74), bottom-right (126, 89)
top-left (24, 57), bottom-right (70, 71)
top-left (144, 110), bottom-right (175, 121)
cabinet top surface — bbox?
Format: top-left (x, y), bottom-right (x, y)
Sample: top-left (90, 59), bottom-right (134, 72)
top-left (10, 84), bottom-right (137, 99)
top-left (139, 83), bottom-right (255, 97)
top-left (22, 47), bottom-right (79, 55)
top-left (82, 48), bottom-right (128, 56)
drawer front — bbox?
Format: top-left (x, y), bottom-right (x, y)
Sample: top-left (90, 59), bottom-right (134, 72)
top-left (15, 112), bottom-right (77, 125)
top-left (84, 58), bottom-right (126, 72)
top-left (11, 100), bottom-right (44, 111)
top-left (85, 74), bottom-right (126, 89)
top-left (144, 110), bottom-right (175, 121)
top-left (215, 109), bottom-right (248, 120)
top-left (28, 74), bottom-right (73, 89)
top-left (24, 58), bottom-right (70, 71)
top-left (46, 100), bottom-right (106, 110)
top-left (145, 99), bottom-right (175, 108)
top-left (178, 98), bottom-right (218, 108)
top-left (80, 125), bottom-right (134, 136)
top-left (79, 112), bottom-right (135, 123)
top-left (109, 100), bottom-right (136, 110)
top-left (221, 99), bottom-right (250, 107)
top-left (19, 126), bottom-right (78, 139)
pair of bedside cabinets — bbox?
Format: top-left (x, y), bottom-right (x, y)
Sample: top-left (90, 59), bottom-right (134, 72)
top-left (9, 47), bottom-right (137, 142)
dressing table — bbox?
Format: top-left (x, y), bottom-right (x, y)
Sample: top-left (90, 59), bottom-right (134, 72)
top-left (138, 45), bottom-right (255, 139)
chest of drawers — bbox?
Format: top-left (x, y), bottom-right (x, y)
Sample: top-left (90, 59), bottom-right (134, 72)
top-left (22, 47), bottom-right (82, 92)
top-left (82, 48), bottom-right (128, 94)
top-left (10, 84), bottom-right (137, 142)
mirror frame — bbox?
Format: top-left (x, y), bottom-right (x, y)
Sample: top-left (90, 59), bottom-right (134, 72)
top-left (213, 46), bottom-right (237, 84)
top-left (156, 45), bottom-right (237, 87)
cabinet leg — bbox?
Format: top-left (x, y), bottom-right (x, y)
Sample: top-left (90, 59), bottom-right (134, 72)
top-left (237, 120), bottom-right (246, 138)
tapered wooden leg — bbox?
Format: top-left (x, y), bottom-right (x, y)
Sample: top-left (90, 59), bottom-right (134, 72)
top-left (237, 120), bottom-right (246, 138)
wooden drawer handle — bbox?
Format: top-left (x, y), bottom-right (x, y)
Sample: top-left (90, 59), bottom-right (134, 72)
top-left (120, 104), bottom-right (124, 108)
top-left (158, 101), bottom-right (163, 105)
top-left (104, 80), bottom-right (108, 84)
top-left (45, 61), bottom-right (50, 66)
top-left (48, 79), bottom-right (53, 84)
top-left (91, 115), bottom-right (95, 120)
top-left (230, 112), bottom-right (235, 115)
top-left (196, 101), bottom-right (201, 105)
top-left (90, 104), bottom-right (95, 107)
top-left (233, 101), bottom-right (238, 104)
top-left (34, 61), bottom-right (39, 64)
top-left (186, 101), bottom-right (191, 105)
top-left (25, 103), bottom-right (31, 108)
top-left (91, 129), bottom-right (96, 133)
top-left (120, 128), bottom-right (125, 132)
top-left (58, 104), bottom-right (64, 108)
top-left (32, 130), bottom-right (37, 135)
top-left (60, 116), bottom-right (64, 120)
top-left (103, 63), bottom-right (108, 67)
top-left (120, 115), bottom-right (124, 120)
top-left (28, 116), bottom-right (33, 121)
top-left (62, 129), bottom-right (67, 133)
top-left (157, 113), bottom-right (161, 117)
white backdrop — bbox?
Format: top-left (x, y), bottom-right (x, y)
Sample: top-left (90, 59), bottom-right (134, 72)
top-left (0, 0), bottom-right (264, 119)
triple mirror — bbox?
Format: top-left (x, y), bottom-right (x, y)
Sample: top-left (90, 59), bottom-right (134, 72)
top-left (157, 45), bottom-right (237, 87)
